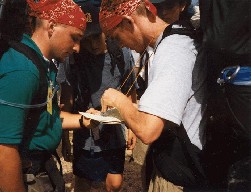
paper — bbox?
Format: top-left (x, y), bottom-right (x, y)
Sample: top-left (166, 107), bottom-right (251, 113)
top-left (79, 112), bottom-right (123, 124)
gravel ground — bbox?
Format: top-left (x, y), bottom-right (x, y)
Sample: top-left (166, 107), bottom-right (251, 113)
top-left (60, 151), bottom-right (144, 192)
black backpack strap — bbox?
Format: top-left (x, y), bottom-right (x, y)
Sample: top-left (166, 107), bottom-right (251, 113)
top-left (9, 41), bottom-right (48, 92)
top-left (72, 53), bottom-right (91, 112)
top-left (45, 151), bottom-right (65, 191)
top-left (157, 20), bottom-right (197, 50)
top-left (9, 41), bottom-right (48, 156)
top-left (106, 38), bottom-right (129, 94)
top-left (106, 37), bottom-right (125, 75)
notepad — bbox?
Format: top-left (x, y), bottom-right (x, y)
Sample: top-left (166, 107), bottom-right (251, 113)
top-left (79, 112), bottom-right (123, 124)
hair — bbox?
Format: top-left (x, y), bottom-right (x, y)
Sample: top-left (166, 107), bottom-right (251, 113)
top-left (1, 0), bottom-right (28, 41)
top-left (154, 0), bottom-right (192, 20)
top-left (0, 0), bottom-right (27, 57)
top-left (135, 1), bottom-right (148, 16)
top-left (179, 0), bottom-right (192, 20)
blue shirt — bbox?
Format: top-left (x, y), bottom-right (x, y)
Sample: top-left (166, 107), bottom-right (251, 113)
top-left (68, 47), bottom-right (136, 152)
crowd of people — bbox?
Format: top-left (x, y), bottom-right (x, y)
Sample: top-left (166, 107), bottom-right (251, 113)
top-left (0, 0), bottom-right (249, 192)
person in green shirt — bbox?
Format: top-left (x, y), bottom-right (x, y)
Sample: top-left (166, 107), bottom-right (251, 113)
top-left (0, 0), bottom-right (87, 191)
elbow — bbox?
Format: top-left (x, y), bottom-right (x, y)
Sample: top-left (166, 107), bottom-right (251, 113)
top-left (137, 127), bottom-right (162, 145)
top-left (138, 134), bottom-right (157, 145)
top-left (141, 138), bottom-right (153, 145)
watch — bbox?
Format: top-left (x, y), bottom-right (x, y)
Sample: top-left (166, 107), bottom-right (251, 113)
top-left (79, 115), bottom-right (84, 128)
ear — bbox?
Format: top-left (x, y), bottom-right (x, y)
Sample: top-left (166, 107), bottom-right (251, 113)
top-left (146, 8), bottom-right (156, 23)
top-left (48, 20), bottom-right (56, 38)
top-left (119, 15), bottom-right (135, 33)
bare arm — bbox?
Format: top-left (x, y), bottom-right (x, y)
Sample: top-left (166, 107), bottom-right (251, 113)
top-left (0, 144), bottom-right (25, 192)
top-left (101, 88), bottom-right (167, 144)
top-left (60, 111), bottom-right (98, 129)
top-left (125, 89), bottom-right (137, 149)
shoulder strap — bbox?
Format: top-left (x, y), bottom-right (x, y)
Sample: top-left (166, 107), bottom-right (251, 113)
top-left (9, 41), bottom-right (48, 154)
top-left (106, 38), bottom-right (125, 74)
top-left (106, 38), bottom-right (129, 94)
top-left (8, 41), bottom-right (48, 95)
top-left (71, 53), bottom-right (91, 112)
top-left (158, 20), bottom-right (197, 49)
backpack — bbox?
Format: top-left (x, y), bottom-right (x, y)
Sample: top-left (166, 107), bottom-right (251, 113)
top-left (199, 1), bottom-right (251, 189)
top-left (145, 20), bottom-right (207, 189)
top-left (200, 0), bottom-right (250, 67)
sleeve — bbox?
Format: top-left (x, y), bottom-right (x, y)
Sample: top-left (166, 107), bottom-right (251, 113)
top-left (138, 35), bottom-right (196, 125)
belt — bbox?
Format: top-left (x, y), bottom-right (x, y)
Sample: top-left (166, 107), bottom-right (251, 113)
top-left (217, 66), bottom-right (251, 85)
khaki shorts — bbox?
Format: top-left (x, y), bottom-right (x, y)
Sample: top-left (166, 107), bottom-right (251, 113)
top-left (148, 166), bottom-right (183, 192)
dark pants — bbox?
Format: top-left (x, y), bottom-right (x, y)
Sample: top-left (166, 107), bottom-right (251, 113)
top-left (73, 147), bottom-right (126, 182)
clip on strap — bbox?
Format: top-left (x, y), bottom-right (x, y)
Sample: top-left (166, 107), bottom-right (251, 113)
top-left (217, 65), bottom-right (240, 85)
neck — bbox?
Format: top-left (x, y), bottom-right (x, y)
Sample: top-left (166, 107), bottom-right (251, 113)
top-left (149, 18), bottom-right (169, 48)
top-left (31, 29), bottom-right (51, 61)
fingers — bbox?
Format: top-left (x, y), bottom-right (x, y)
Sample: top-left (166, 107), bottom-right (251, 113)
top-left (127, 129), bottom-right (137, 150)
top-left (101, 96), bottom-right (108, 113)
top-left (127, 138), bottom-right (136, 150)
top-left (131, 135), bottom-right (137, 149)
top-left (86, 108), bottom-right (100, 115)
top-left (127, 140), bottom-right (134, 150)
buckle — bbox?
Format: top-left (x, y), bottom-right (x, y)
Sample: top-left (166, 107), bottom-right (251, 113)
top-left (217, 65), bottom-right (240, 85)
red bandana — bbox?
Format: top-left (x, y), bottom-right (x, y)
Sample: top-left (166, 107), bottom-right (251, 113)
top-left (27, 0), bottom-right (86, 31)
top-left (99, 0), bottom-right (156, 34)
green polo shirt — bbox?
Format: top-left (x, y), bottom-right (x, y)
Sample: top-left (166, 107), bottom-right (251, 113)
top-left (0, 34), bottom-right (62, 151)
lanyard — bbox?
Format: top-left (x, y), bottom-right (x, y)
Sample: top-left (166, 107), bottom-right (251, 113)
top-left (119, 38), bottom-right (155, 96)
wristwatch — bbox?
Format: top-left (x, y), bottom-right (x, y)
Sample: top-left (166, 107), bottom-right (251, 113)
top-left (79, 115), bottom-right (84, 128)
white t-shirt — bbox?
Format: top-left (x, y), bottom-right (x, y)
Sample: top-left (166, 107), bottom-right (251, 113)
top-left (139, 34), bottom-right (207, 149)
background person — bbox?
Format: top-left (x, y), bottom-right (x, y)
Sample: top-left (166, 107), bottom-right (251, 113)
top-left (150, 0), bottom-right (192, 24)
top-left (60, 2), bottom-right (137, 191)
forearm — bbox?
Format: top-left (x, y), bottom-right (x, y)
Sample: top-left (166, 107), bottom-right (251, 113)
top-left (60, 111), bottom-right (86, 129)
top-left (114, 94), bottom-right (164, 144)
top-left (0, 144), bottom-right (25, 192)
top-left (60, 111), bottom-right (96, 129)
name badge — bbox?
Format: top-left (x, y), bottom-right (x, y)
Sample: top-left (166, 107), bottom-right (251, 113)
top-left (47, 81), bottom-right (53, 115)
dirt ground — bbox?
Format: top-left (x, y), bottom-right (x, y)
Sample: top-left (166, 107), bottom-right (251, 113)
top-left (61, 152), bottom-right (144, 192)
